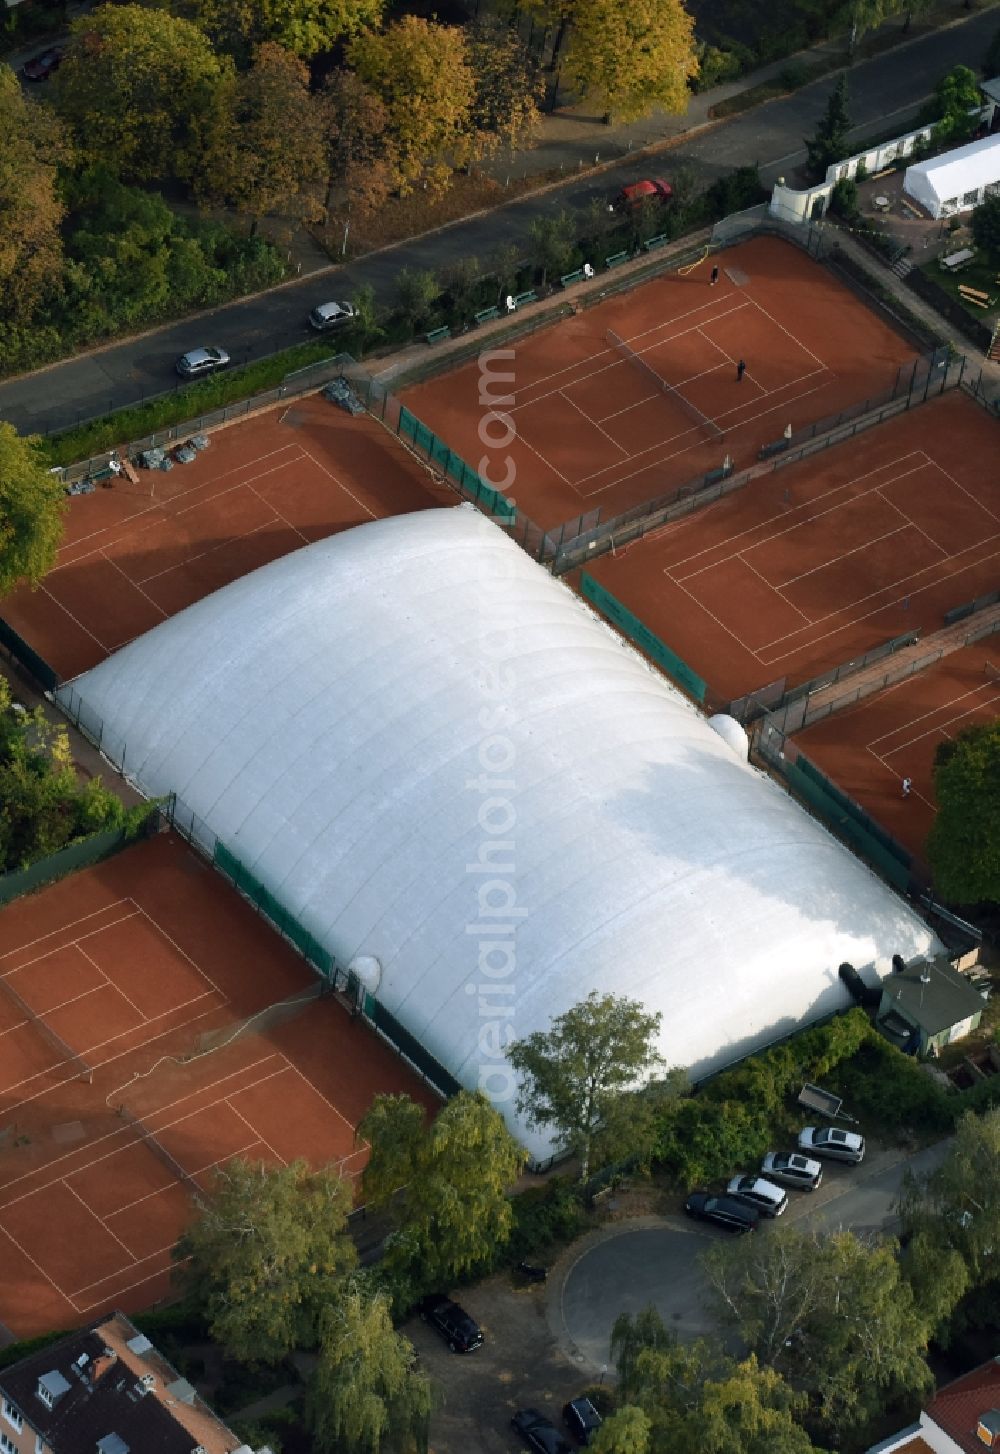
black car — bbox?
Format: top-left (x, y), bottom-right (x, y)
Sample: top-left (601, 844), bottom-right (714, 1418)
top-left (563, 1396), bottom-right (603, 1445)
top-left (513, 1409), bottom-right (573, 1454)
top-left (418, 1293), bottom-right (484, 1353)
top-left (684, 1191), bottom-right (758, 1234)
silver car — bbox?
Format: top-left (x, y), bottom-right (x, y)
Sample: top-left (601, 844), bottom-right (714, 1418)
top-left (798, 1126), bottom-right (865, 1164)
top-left (726, 1175), bottom-right (788, 1217)
top-left (762, 1152), bottom-right (823, 1191)
top-left (176, 346), bottom-right (230, 378)
top-left (308, 300), bottom-right (355, 331)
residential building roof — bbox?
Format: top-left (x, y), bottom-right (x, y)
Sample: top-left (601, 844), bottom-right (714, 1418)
top-left (880, 956), bottom-right (985, 1035)
top-left (0, 1311), bottom-right (241, 1454)
top-left (925, 1357), bottom-right (1000, 1454)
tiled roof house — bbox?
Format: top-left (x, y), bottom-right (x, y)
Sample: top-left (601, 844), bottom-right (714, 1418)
top-left (0, 1311), bottom-right (268, 1454)
top-left (868, 1357), bottom-right (1000, 1454)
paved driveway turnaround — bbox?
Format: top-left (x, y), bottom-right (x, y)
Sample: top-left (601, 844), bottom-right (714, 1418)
top-left (556, 1219), bottom-right (729, 1367)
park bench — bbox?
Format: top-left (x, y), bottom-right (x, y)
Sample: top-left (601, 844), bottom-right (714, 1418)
top-left (605, 250), bottom-right (630, 268)
top-left (958, 284), bottom-right (996, 309)
top-left (758, 437), bottom-right (791, 460)
top-left (425, 325), bottom-right (452, 345)
top-left (473, 306), bottom-right (500, 325)
top-left (512, 289), bottom-right (538, 307)
top-left (643, 234), bottom-right (668, 252)
top-left (559, 269), bottom-right (586, 288)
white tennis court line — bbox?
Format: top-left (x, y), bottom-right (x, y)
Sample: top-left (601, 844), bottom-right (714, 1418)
top-left (0, 900), bottom-right (136, 965)
top-left (665, 569), bottom-right (765, 661)
top-left (1, 906), bottom-right (143, 974)
top-left (64, 1180), bottom-right (136, 1264)
top-left (101, 554), bottom-right (170, 622)
top-left (245, 480), bottom-right (311, 547)
top-left (75, 941), bottom-right (145, 1022)
top-left (737, 552), bottom-right (811, 624)
top-left (777, 523), bottom-right (921, 591)
top-left (561, 391), bottom-right (629, 454)
top-left (225, 1099), bottom-right (287, 1168)
top-left (745, 292), bottom-right (828, 372)
top-left (934, 458), bottom-right (1000, 528)
top-left (668, 454), bottom-right (931, 580)
top-left (59, 448), bottom-right (307, 571)
top-left (74, 1255), bottom-right (193, 1315)
top-left (37, 582), bottom-right (109, 651)
top-left (138, 517), bottom-right (276, 586)
top-left (868, 676), bottom-right (1000, 750)
top-left (0, 1219), bottom-right (76, 1310)
top-left (299, 445), bottom-right (379, 520)
top-left (759, 530), bottom-right (1000, 659)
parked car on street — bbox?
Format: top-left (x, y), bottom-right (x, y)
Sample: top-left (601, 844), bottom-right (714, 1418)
top-left (761, 1152), bottom-right (824, 1191)
top-left (175, 346), bottom-right (230, 379)
top-left (417, 1292), bottom-right (484, 1353)
top-left (614, 178), bottom-right (673, 212)
top-left (513, 1409), bottom-right (573, 1454)
top-left (684, 1191), bottom-right (758, 1234)
top-left (308, 300), bottom-right (356, 331)
top-left (563, 1396), bottom-right (603, 1445)
top-left (726, 1175), bottom-right (788, 1217)
top-left (798, 1125), bottom-right (866, 1164)
top-left (21, 46), bottom-right (64, 80)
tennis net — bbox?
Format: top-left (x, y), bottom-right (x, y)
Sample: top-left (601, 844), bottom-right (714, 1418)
top-left (986, 660), bottom-right (1000, 684)
top-left (607, 328), bottom-right (723, 442)
top-left (1, 974), bottom-right (92, 1084)
top-left (118, 1105), bottom-right (203, 1199)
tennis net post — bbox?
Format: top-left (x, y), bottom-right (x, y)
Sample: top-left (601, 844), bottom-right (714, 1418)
top-left (606, 327), bottom-right (724, 443)
top-left (117, 1105), bottom-right (203, 1201)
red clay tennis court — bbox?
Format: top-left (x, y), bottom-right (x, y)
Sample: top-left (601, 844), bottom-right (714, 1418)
top-left (401, 235), bottom-right (917, 532)
top-left (792, 641), bottom-right (1000, 863)
top-left (588, 390), bottom-right (1000, 701)
top-left (1, 393), bottom-right (447, 681)
top-left (0, 832), bottom-right (435, 1339)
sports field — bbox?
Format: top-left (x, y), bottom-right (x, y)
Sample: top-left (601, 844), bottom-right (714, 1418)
top-left (401, 235), bottom-right (917, 532)
top-left (0, 832), bottom-right (435, 1339)
top-left (2, 393), bottom-right (447, 682)
top-left (793, 640), bottom-right (1000, 861)
top-left (587, 390), bottom-right (1000, 701)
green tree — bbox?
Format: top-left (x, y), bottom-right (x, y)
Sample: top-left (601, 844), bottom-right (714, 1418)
top-left (53, 5), bottom-right (231, 184)
top-left (323, 70), bottom-right (399, 217)
top-left (590, 1406), bottom-right (651, 1454)
top-left (528, 210), bottom-right (578, 286)
top-left (898, 1108), bottom-right (1000, 1289)
top-left (608, 1309), bottom-right (822, 1454)
top-left (0, 422), bottom-right (66, 595)
top-left (177, 1157), bottom-right (357, 1362)
top-left (703, 1224), bottom-right (933, 1439)
top-left (509, 991), bottom-right (664, 1180)
top-left (307, 1281), bottom-right (430, 1454)
top-left (925, 64), bottom-right (982, 142)
top-left (562, 0), bottom-right (697, 122)
top-left (927, 721), bottom-right (1000, 903)
top-left (200, 43), bottom-right (328, 228)
top-left (359, 1090), bottom-right (526, 1299)
top-left (348, 16), bottom-right (477, 195)
top-left (973, 191), bottom-right (1000, 258)
top-left (467, 17), bottom-right (543, 157)
top-left (393, 268), bottom-right (443, 330)
top-left (176, 0), bottom-right (382, 62)
top-left (835, 0), bottom-right (901, 59)
top-left (805, 75), bottom-right (853, 178)
top-left (0, 67), bottom-right (67, 326)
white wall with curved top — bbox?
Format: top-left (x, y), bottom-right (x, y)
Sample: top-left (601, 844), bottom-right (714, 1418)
top-left (63, 505), bottom-right (938, 1159)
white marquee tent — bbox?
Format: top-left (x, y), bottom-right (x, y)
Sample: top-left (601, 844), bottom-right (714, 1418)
top-left (904, 132), bottom-right (1000, 219)
top-left (61, 506), bottom-right (940, 1160)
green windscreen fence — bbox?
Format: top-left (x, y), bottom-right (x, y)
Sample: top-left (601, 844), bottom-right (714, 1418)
top-left (0, 617), bottom-right (59, 692)
top-left (363, 993), bottom-right (462, 1097)
top-left (795, 756), bottom-right (911, 868)
top-left (783, 760), bottom-right (911, 892)
top-left (580, 573), bottom-right (708, 703)
top-left (397, 405), bottom-right (516, 522)
top-left (0, 826), bottom-right (131, 908)
top-left (213, 842), bottom-right (333, 979)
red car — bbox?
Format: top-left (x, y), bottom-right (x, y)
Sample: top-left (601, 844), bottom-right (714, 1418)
top-left (615, 177), bottom-right (673, 211)
top-left (22, 47), bottom-right (64, 81)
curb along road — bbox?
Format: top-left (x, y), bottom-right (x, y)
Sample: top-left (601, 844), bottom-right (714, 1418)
top-left (2, 7), bottom-right (997, 436)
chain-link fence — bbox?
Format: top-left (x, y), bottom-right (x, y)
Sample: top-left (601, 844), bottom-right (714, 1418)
top-left (56, 354), bottom-right (352, 486)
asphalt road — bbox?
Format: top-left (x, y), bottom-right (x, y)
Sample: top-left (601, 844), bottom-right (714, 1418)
top-left (2, 7), bottom-right (997, 436)
top-left (557, 1137), bottom-right (952, 1368)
